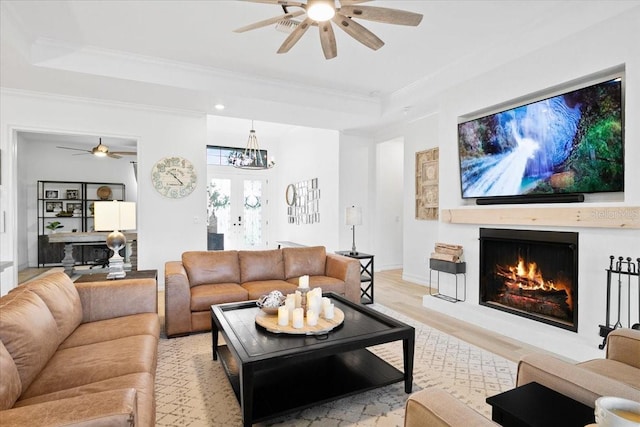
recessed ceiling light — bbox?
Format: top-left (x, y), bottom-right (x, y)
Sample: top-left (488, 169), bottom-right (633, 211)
top-left (214, 104), bottom-right (225, 111)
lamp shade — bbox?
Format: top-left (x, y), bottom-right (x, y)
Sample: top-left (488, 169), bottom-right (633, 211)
top-left (94, 201), bottom-right (136, 231)
top-left (346, 206), bottom-right (362, 226)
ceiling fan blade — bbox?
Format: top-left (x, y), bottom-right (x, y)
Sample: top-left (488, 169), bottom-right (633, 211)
top-left (318, 21), bottom-right (337, 59)
top-left (277, 17), bottom-right (313, 53)
top-left (110, 151), bottom-right (137, 156)
top-left (339, 5), bottom-right (423, 26)
top-left (234, 10), bottom-right (305, 33)
top-left (339, 0), bottom-right (372, 5)
top-left (332, 13), bottom-right (384, 51)
top-left (107, 153), bottom-right (122, 159)
top-left (238, 0), bottom-right (304, 6)
top-left (57, 146), bottom-right (91, 153)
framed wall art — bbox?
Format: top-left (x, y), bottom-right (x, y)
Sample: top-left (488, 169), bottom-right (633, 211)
top-left (415, 148), bottom-right (439, 220)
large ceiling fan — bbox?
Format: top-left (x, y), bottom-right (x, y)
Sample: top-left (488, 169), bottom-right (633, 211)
top-left (57, 138), bottom-right (137, 159)
top-left (234, 0), bottom-right (423, 59)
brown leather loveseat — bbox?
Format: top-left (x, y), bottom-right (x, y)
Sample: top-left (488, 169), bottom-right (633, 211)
top-left (164, 245), bottom-right (361, 337)
top-left (0, 271), bottom-right (159, 426)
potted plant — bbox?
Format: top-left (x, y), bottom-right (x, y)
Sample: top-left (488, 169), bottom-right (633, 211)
top-left (46, 221), bottom-right (64, 233)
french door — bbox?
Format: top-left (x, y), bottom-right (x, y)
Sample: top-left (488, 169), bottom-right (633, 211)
top-left (206, 171), bottom-right (268, 250)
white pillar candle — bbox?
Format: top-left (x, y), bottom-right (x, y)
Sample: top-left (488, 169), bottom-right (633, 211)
top-left (299, 275), bottom-right (309, 288)
top-left (322, 297), bottom-right (331, 310)
top-left (292, 308), bottom-right (304, 328)
top-left (324, 303), bottom-right (335, 320)
top-left (306, 309), bottom-right (318, 326)
top-left (284, 297), bottom-right (295, 319)
top-left (278, 307), bottom-right (289, 326)
top-left (309, 298), bottom-right (321, 315)
top-left (295, 291), bottom-right (302, 308)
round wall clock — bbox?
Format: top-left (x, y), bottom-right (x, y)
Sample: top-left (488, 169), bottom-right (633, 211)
top-left (151, 156), bottom-right (197, 199)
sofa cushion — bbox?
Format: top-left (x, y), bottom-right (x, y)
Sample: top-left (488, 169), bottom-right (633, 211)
top-left (20, 335), bottom-right (157, 400)
top-left (241, 280), bottom-right (298, 300)
top-left (0, 340), bottom-right (22, 410)
top-left (183, 251), bottom-right (240, 286)
top-left (10, 388), bottom-right (139, 427)
top-left (15, 373), bottom-right (155, 427)
top-left (578, 359), bottom-right (640, 390)
top-left (59, 313), bottom-right (160, 350)
top-left (0, 290), bottom-right (59, 392)
top-left (20, 271), bottom-right (83, 344)
top-left (283, 246), bottom-right (327, 279)
top-left (285, 276), bottom-right (346, 296)
top-left (190, 283), bottom-right (248, 311)
top-left (239, 250), bottom-right (285, 283)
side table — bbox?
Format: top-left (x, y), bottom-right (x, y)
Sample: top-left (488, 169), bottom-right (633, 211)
top-left (336, 251), bottom-right (374, 304)
top-left (429, 259), bottom-right (466, 303)
top-left (486, 382), bottom-right (595, 427)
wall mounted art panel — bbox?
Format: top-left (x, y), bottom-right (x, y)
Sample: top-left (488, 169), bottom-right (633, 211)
top-left (286, 178), bottom-right (320, 225)
top-left (416, 148), bottom-right (439, 220)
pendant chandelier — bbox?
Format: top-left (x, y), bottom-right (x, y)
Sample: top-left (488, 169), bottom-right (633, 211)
top-left (228, 121), bottom-right (275, 170)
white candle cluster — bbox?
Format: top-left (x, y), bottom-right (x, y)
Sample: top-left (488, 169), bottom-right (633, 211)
top-left (274, 286), bottom-right (336, 328)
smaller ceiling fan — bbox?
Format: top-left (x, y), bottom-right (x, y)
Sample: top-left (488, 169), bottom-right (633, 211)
top-left (234, 0), bottom-right (423, 59)
top-left (57, 138), bottom-right (137, 159)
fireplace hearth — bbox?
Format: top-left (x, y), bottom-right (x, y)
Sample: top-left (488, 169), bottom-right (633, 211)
top-left (479, 228), bottom-right (579, 331)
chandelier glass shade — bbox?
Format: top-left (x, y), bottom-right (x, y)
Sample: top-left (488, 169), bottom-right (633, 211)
top-left (228, 121), bottom-right (275, 170)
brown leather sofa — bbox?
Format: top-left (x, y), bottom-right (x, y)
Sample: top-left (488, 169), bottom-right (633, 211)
top-left (0, 271), bottom-right (159, 427)
top-left (164, 245), bottom-right (361, 337)
top-left (404, 328), bottom-right (640, 427)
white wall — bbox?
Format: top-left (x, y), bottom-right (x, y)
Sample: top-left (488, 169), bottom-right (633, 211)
top-left (402, 114), bottom-right (441, 284)
top-left (1, 90), bottom-right (207, 294)
top-left (339, 134), bottom-right (374, 256)
top-left (404, 10), bottom-right (640, 361)
top-left (274, 126), bottom-right (342, 251)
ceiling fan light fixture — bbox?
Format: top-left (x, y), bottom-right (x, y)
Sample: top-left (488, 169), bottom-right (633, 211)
top-left (92, 143), bottom-right (109, 157)
top-left (307, 0), bottom-right (335, 22)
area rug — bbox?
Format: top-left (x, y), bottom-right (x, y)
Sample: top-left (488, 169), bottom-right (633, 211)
top-left (155, 304), bottom-right (516, 426)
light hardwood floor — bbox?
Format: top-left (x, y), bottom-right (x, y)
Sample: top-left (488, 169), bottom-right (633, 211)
top-left (18, 267), bottom-right (552, 362)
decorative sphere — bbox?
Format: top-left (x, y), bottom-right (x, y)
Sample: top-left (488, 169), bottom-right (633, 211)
top-left (106, 231), bottom-right (126, 252)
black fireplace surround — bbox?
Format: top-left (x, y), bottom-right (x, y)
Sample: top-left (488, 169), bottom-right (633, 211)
top-left (479, 228), bottom-right (579, 332)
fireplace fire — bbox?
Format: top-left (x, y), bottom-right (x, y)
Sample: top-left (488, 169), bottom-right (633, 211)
top-left (480, 228), bottom-right (579, 331)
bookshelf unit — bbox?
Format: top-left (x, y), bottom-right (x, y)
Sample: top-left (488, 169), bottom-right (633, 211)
top-left (37, 180), bottom-right (125, 266)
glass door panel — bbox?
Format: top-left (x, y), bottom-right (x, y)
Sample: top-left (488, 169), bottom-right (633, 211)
top-left (207, 174), bottom-right (267, 250)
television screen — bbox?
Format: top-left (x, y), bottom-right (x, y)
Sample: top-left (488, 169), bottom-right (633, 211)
top-left (458, 78), bottom-right (623, 199)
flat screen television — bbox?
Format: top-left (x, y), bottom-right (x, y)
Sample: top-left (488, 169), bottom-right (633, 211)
top-left (457, 78), bottom-right (623, 201)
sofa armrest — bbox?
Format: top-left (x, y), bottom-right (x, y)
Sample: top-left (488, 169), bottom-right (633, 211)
top-left (516, 353), bottom-right (640, 407)
top-left (2, 388), bottom-right (137, 426)
top-left (164, 261), bottom-right (192, 337)
top-left (405, 388), bottom-right (497, 427)
top-left (326, 254), bottom-right (361, 304)
top-left (76, 278), bottom-right (157, 323)
top-left (606, 328), bottom-right (640, 369)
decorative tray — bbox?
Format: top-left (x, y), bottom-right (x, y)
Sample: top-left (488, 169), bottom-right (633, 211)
top-left (255, 308), bottom-right (344, 335)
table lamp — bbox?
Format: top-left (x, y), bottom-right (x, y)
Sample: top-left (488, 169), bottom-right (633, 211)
top-left (346, 206), bottom-right (362, 255)
top-left (94, 201), bottom-right (136, 279)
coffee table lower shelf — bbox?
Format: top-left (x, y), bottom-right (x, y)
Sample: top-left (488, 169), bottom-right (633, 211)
top-left (217, 345), bottom-right (405, 424)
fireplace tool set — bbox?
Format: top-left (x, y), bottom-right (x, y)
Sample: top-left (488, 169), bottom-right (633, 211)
top-left (598, 256), bottom-right (640, 349)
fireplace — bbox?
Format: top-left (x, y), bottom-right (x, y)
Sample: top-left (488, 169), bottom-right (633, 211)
top-left (479, 228), bottom-right (578, 332)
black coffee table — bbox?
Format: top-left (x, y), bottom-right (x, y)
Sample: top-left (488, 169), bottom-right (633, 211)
top-left (486, 381), bottom-right (595, 427)
top-left (211, 292), bottom-right (415, 427)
